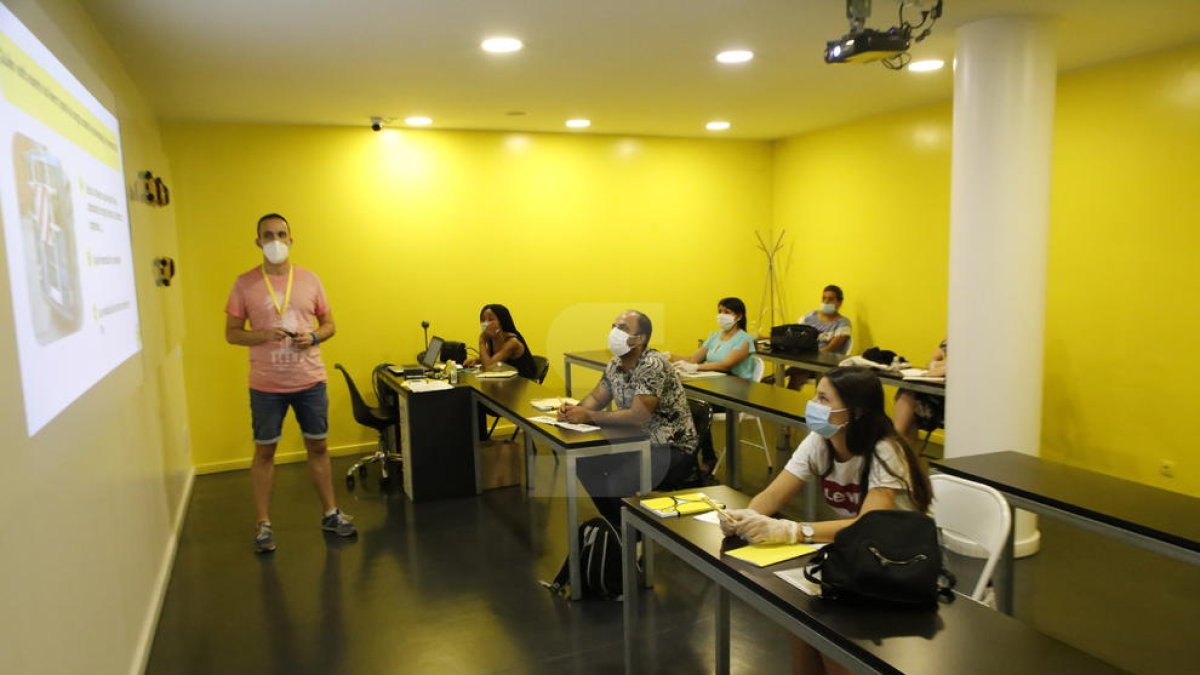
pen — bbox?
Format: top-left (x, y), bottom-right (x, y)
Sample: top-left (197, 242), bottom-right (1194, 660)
top-left (698, 494), bottom-right (735, 522)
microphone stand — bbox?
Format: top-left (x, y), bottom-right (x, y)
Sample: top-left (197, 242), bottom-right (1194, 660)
top-left (421, 320), bottom-right (430, 351)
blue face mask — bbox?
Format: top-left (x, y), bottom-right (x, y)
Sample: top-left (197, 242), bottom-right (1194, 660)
top-left (805, 400), bottom-right (847, 439)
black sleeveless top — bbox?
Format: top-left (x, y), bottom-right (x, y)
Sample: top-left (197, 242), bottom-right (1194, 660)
top-left (494, 332), bottom-right (539, 381)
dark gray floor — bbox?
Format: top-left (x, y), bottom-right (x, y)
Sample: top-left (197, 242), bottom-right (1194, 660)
top-left (148, 431), bottom-right (1198, 674)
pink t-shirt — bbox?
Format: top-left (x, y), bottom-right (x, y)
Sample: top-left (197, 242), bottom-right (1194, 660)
top-left (225, 264), bottom-right (330, 393)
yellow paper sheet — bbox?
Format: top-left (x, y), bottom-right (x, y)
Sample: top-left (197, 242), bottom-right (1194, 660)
top-left (639, 492), bottom-right (720, 517)
top-left (725, 543), bottom-right (816, 567)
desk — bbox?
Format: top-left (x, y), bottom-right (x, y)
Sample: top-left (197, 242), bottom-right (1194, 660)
top-left (621, 486), bottom-right (1122, 675)
top-left (466, 373), bottom-right (654, 601)
top-left (380, 371), bottom-right (476, 502)
top-left (680, 376), bottom-right (808, 491)
top-left (755, 346), bottom-right (947, 397)
top-left (932, 451), bottom-right (1200, 614)
top-left (562, 350), bottom-right (812, 491)
top-left (379, 370), bottom-right (654, 600)
top-left (562, 349), bottom-right (609, 397)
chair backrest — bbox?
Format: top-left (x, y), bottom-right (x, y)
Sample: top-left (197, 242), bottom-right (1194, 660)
top-left (749, 356), bottom-right (766, 383)
top-left (531, 355), bottom-right (550, 384)
top-left (335, 363), bottom-right (396, 430)
top-left (687, 398), bottom-right (713, 438)
top-left (930, 473), bottom-right (1011, 602)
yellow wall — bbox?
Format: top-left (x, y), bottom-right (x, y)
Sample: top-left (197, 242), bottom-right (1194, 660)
top-left (163, 125), bottom-right (772, 471)
top-left (773, 43), bottom-right (1200, 496)
top-left (0, 1), bottom-right (192, 674)
top-left (1042, 45), bottom-right (1200, 492)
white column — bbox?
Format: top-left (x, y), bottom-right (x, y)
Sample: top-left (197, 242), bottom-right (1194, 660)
top-left (946, 18), bottom-right (1056, 557)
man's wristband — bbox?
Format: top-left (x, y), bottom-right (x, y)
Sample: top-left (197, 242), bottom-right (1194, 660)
top-left (310, 332), bottom-right (319, 346)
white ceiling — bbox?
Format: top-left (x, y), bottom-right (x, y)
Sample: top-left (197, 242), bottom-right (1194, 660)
top-left (83, 0), bottom-right (1200, 139)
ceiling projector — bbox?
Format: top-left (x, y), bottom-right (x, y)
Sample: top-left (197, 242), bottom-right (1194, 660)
top-left (824, 0), bottom-right (943, 69)
top-left (825, 28), bottom-right (910, 63)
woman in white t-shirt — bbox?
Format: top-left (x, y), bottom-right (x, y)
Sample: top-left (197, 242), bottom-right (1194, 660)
top-left (722, 366), bottom-right (932, 675)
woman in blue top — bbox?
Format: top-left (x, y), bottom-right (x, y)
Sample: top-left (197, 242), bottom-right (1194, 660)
top-left (671, 297), bottom-right (757, 379)
top-left (671, 297), bottom-right (757, 474)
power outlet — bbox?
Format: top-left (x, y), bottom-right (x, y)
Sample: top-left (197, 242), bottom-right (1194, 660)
top-left (1159, 460), bottom-right (1176, 478)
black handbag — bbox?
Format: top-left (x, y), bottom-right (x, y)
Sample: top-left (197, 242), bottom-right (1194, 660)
top-left (804, 510), bottom-right (956, 606)
top-left (770, 324), bottom-right (819, 354)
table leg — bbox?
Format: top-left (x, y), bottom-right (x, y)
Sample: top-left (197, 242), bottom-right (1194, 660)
top-left (725, 409), bottom-right (740, 490)
top-left (998, 505), bottom-right (1016, 615)
top-left (640, 442), bottom-right (655, 587)
top-left (716, 586), bottom-right (731, 675)
top-left (525, 432), bottom-right (536, 492)
top-left (470, 397), bottom-right (482, 494)
top-left (566, 454), bottom-right (581, 601)
top-left (622, 512), bottom-right (640, 674)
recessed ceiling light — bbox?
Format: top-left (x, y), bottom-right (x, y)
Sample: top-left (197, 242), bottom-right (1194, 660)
top-left (908, 59), bottom-right (945, 73)
top-left (481, 37), bottom-right (523, 53)
top-left (404, 116), bottom-right (433, 126)
top-left (565, 119), bottom-right (591, 129)
top-left (716, 50), bottom-right (754, 64)
top-left (706, 121), bottom-right (731, 131)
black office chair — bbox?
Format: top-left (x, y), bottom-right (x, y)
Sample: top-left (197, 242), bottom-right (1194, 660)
top-left (335, 363), bottom-right (402, 490)
top-left (682, 399), bottom-right (713, 488)
top-left (485, 354), bottom-right (551, 441)
top-left (531, 355), bottom-right (550, 384)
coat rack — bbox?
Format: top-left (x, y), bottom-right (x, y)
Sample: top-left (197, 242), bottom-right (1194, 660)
top-left (755, 230), bottom-right (788, 334)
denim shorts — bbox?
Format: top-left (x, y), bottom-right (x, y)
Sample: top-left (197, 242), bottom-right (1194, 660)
top-left (249, 382), bottom-right (328, 445)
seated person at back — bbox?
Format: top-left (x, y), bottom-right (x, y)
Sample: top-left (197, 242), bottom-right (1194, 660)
top-left (723, 366), bottom-right (932, 675)
top-left (670, 296), bottom-right (757, 472)
top-left (785, 284), bottom-right (852, 390)
top-left (670, 296), bottom-right (757, 380)
top-left (464, 303), bottom-right (538, 380)
top-left (893, 337), bottom-right (947, 446)
top-left (559, 310), bottom-right (700, 527)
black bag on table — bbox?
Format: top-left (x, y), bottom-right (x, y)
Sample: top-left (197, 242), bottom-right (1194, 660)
top-left (803, 510), bottom-right (956, 606)
top-left (770, 324), bottom-right (820, 354)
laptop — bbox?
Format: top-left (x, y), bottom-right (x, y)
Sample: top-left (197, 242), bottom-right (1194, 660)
top-left (421, 336), bottom-right (444, 371)
top-left (392, 336), bottom-right (445, 378)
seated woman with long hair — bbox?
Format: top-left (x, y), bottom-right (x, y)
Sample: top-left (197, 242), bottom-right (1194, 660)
top-left (465, 303), bottom-right (538, 381)
top-left (722, 366), bottom-right (932, 675)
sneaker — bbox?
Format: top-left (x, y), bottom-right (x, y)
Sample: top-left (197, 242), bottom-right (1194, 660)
top-left (321, 509), bottom-right (357, 537)
top-left (254, 521), bottom-right (276, 554)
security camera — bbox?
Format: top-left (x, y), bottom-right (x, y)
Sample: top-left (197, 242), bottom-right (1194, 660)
top-left (370, 117), bottom-right (383, 132)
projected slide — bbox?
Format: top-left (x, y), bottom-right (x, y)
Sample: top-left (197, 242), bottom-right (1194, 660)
top-left (1, 4), bottom-right (140, 436)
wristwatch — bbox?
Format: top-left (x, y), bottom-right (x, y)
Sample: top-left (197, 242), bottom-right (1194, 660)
top-left (799, 522), bottom-right (815, 544)
top-left (310, 332), bottom-right (319, 346)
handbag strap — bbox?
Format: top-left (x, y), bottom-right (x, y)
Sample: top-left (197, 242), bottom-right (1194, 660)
top-left (936, 567), bottom-right (957, 603)
top-left (802, 549), bottom-right (839, 597)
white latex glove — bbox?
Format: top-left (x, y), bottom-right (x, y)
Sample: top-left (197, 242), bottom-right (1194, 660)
top-left (735, 513), bottom-right (799, 545)
top-left (674, 361), bottom-right (699, 374)
top-left (718, 508), bottom-right (760, 536)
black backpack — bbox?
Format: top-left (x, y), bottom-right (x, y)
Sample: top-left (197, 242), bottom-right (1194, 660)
top-left (771, 324), bottom-right (820, 354)
top-left (545, 517), bottom-right (632, 600)
top-left (804, 510), bottom-right (956, 606)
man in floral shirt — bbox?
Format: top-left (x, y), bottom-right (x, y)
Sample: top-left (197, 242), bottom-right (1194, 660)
top-left (559, 310), bottom-right (699, 525)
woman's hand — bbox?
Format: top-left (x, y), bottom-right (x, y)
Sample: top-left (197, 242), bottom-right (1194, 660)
top-left (673, 360), bottom-right (699, 374)
top-left (735, 513), bottom-right (799, 545)
top-left (719, 508), bottom-right (760, 536)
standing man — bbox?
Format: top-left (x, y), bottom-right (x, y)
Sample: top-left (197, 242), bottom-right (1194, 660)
top-left (225, 213), bottom-right (355, 554)
top-left (558, 310), bottom-right (700, 526)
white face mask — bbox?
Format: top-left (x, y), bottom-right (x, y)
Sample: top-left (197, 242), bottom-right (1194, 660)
top-left (716, 313), bottom-right (737, 331)
top-left (262, 240), bottom-right (289, 265)
top-left (608, 327), bottom-right (635, 357)
top-left (481, 322), bottom-right (491, 334)
top-left (820, 302), bottom-right (837, 315)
